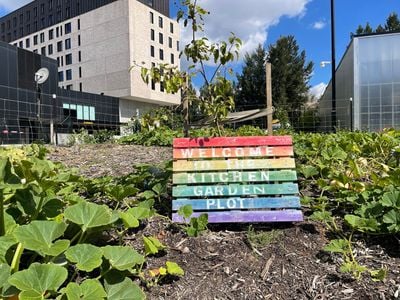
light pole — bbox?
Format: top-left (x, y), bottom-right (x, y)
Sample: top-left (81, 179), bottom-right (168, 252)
top-left (330, 0), bottom-right (336, 131)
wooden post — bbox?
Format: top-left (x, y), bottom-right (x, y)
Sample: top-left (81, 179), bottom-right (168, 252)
top-left (266, 63), bottom-right (273, 136)
top-left (183, 77), bottom-right (189, 137)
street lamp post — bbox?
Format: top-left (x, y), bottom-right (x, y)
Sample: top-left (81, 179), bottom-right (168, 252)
top-left (330, 0), bottom-right (337, 131)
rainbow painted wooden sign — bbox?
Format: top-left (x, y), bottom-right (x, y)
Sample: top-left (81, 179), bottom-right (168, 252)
top-left (172, 136), bottom-right (304, 223)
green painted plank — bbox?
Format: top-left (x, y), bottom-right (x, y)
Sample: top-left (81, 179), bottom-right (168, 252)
top-left (172, 183), bottom-right (299, 197)
top-left (172, 196), bottom-right (301, 210)
top-left (173, 158), bottom-right (295, 171)
top-left (173, 170), bottom-right (297, 184)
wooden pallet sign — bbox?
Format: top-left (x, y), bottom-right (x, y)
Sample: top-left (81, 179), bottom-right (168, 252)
top-left (172, 136), bottom-right (304, 223)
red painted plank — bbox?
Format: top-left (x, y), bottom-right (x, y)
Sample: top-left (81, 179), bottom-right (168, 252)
top-left (173, 136), bottom-right (293, 148)
top-left (173, 146), bottom-right (293, 159)
top-left (172, 210), bottom-right (304, 223)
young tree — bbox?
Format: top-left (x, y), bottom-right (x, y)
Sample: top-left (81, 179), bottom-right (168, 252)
top-left (139, 0), bottom-right (242, 136)
top-left (235, 44), bottom-right (267, 111)
top-left (267, 35), bottom-right (313, 126)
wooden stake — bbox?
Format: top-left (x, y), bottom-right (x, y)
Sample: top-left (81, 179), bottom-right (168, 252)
top-left (183, 77), bottom-right (189, 137)
top-left (266, 63), bottom-right (273, 136)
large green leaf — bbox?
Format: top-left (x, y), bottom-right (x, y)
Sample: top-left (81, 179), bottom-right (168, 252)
top-left (64, 202), bottom-right (115, 232)
top-left (166, 261), bottom-right (184, 276)
top-left (13, 221), bottom-right (69, 257)
top-left (0, 263), bottom-right (10, 289)
top-left (381, 190), bottom-right (400, 208)
top-left (0, 236), bottom-right (17, 263)
top-left (102, 246), bottom-right (144, 271)
top-left (143, 236), bottom-right (165, 256)
top-left (383, 209), bottom-right (400, 232)
top-left (119, 212), bottom-right (139, 229)
top-left (8, 263), bottom-right (67, 299)
top-left (65, 244), bottom-right (103, 272)
top-left (63, 279), bottom-right (106, 300)
top-left (105, 278), bottom-right (145, 300)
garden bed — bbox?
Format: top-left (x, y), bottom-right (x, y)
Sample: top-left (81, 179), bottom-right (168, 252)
top-left (48, 143), bottom-right (400, 300)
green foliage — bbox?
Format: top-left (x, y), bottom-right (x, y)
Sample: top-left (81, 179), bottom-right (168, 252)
top-left (0, 145), bottom-right (182, 299)
top-left (67, 129), bottom-right (115, 145)
top-left (353, 12), bottom-right (400, 36)
top-left (267, 35), bottom-right (313, 126)
top-left (138, 0), bottom-right (242, 136)
top-left (296, 130), bottom-right (400, 280)
top-left (177, 205), bottom-right (208, 237)
top-left (246, 226), bottom-right (283, 249)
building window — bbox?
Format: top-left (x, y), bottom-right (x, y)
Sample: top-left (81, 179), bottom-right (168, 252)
top-left (171, 53), bottom-right (174, 64)
top-left (150, 45), bottom-right (154, 57)
top-left (77, 19), bottom-right (80, 30)
top-left (19, 41), bottom-right (23, 48)
top-left (26, 24), bottom-right (30, 34)
top-left (78, 51), bottom-right (81, 62)
top-left (66, 69), bottom-right (72, 80)
top-left (60, 25), bottom-right (63, 36)
top-left (158, 16), bottom-right (163, 28)
top-left (79, 82), bottom-right (82, 92)
top-left (27, 11), bottom-right (30, 21)
top-left (13, 17), bottom-right (17, 27)
top-left (177, 41), bottom-right (179, 51)
top-left (65, 38), bottom-right (71, 49)
top-left (65, 22), bottom-right (71, 34)
top-left (65, 7), bottom-right (71, 18)
top-left (34, 7), bottom-right (38, 18)
top-left (56, 27), bottom-right (59, 37)
top-left (170, 22), bottom-right (173, 33)
top-left (48, 44), bottom-right (53, 55)
top-left (41, 17), bottom-right (46, 28)
top-left (61, 56), bottom-right (63, 66)
top-left (151, 79), bottom-right (155, 90)
top-left (41, 46), bottom-right (46, 55)
top-left (57, 57), bottom-right (60, 66)
top-left (66, 53), bottom-right (72, 65)
top-left (159, 49), bottom-right (164, 60)
top-left (33, 49), bottom-right (38, 53)
top-left (150, 12), bottom-right (154, 24)
top-left (79, 67), bottom-right (82, 78)
top-left (49, 29), bottom-right (53, 40)
top-left (1, 23), bottom-right (4, 33)
top-left (19, 14), bottom-right (23, 25)
top-left (66, 84), bottom-right (72, 90)
top-left (40, 32), bottom-right (45, 43)
top-left (7, 20), bottom-right (10, 29)
top-left (48, 14), bottom-right (53, 26)
top-left (19, 27), bottom-right (23, 37)
top-left (33, 35), bottom-right (38, 45)
top-left (25, 38), bottom-right (30, 48)
top-left (40, 3), bottom-right (45, 14)
top-left (78, 35), bottom-right (81, 46)
top-left (57, 40), bottom-right (62, 52)
top-left (58, 71), bottom-right (63, 82)
top-left (49, 0), bottom-right (53, 10)
top-left (168, 37), bottom-right (172, 48)
top-left (151, 29), bottom-right (154, 41)
top-left (159, 32), bottom-right (163, 44)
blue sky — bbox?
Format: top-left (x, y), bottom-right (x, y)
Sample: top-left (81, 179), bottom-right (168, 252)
top-left (1, 0), bottom-right (400, 97)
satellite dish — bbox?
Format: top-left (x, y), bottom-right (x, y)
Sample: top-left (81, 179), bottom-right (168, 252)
top-left (34, 68), bottom-right (49, 84)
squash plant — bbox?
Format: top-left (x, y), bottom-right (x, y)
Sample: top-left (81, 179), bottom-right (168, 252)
top-left (0, 145), bottom-right (183, 299)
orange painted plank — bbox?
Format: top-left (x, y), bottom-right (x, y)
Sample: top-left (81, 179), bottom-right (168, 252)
top-left (173, 158), bottom-right (295, 171)
top-left (173, 146), bottom-right (293, 159)
top-left (173, 136), bottom-right (293, 148)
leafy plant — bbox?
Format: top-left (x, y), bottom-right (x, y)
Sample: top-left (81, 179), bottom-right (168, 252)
top-left (177, 205), bottom-right (208, 237)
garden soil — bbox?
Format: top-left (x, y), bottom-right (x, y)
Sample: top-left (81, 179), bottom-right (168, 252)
top-left (48, 144), bottom-right (400, 300)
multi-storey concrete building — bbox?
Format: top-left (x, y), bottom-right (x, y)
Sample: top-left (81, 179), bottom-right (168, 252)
top-left (0, 0), bottom-right (180, 122)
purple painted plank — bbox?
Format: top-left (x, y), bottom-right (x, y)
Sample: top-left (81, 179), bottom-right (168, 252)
top-left (172, 210), bottom-right (303, 223)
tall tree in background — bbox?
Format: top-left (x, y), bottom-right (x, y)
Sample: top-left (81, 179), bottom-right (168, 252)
top-left (267, 35), bottom-right (314, 125)
top-left (235, 44), bottom-right (267, 111)
top-left (352, 12), bottom-right (400, 36)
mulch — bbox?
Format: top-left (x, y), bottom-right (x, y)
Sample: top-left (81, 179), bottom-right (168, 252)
top-left (48, 144), bottom-right (400, 300)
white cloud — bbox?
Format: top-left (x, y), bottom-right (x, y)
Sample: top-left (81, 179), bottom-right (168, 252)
top-left (310, 82), bottom-right (327, 99)
top-left (312, 20), bottom-right (327, 30)
top-left (0, 0), bottom-right (31, 12)
top-left (180, 0), bottom-right (311, 63)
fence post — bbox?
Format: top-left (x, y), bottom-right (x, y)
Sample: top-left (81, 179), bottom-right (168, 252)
top-left (266, 63), bottom-right (273, 136)
top-left (183, 77), bottom-right (189, 137)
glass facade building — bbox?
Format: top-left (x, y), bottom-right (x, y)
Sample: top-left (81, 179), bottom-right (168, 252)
top-left (319, 32), bottom-right (400, 131)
